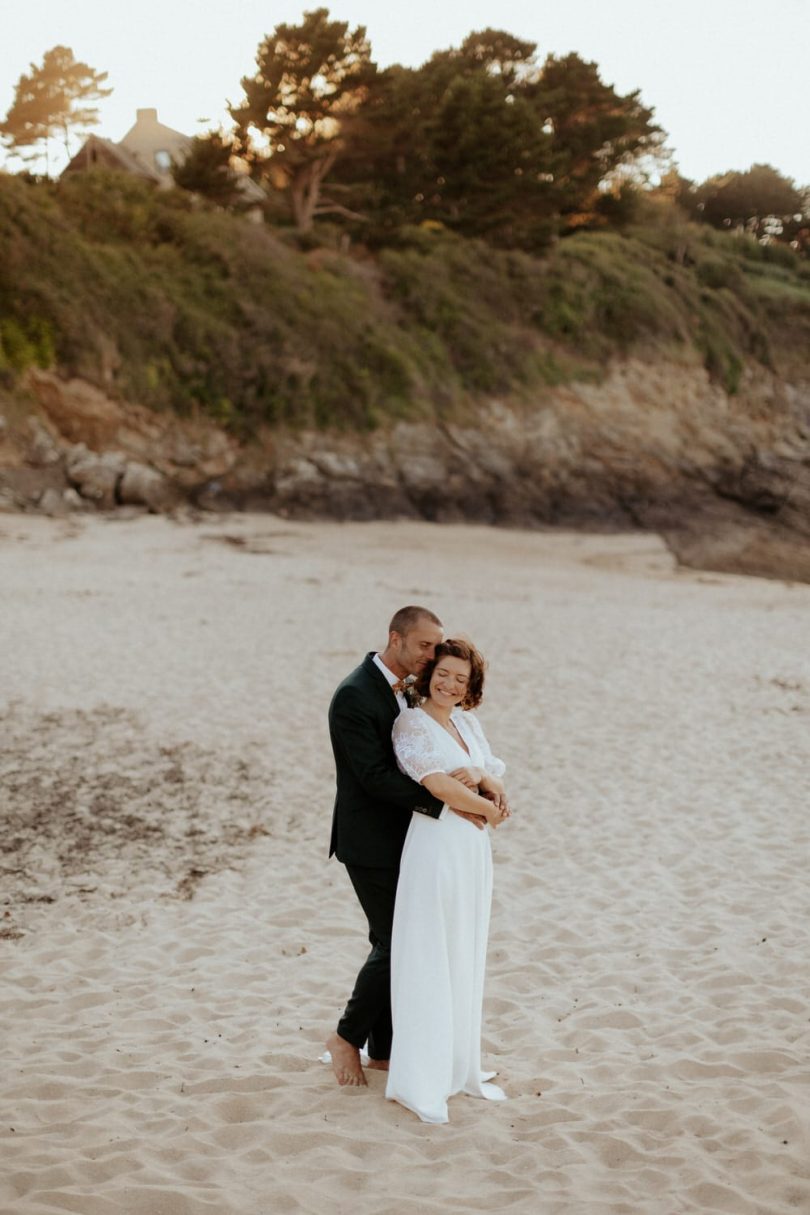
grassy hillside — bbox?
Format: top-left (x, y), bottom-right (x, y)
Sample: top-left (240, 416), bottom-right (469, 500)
top-left (1, 171), bottom-right (809, 434)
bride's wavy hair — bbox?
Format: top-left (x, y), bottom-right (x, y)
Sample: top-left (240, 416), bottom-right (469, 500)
top-left (415, 638), bottom-right (486, 710)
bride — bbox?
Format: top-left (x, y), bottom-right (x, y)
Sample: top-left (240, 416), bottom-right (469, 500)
top-left (385, 638), bottom-right (510, 1124)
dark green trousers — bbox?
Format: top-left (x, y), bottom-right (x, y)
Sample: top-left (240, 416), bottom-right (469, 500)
top-left (336, 864), bottom-right (399, 1061)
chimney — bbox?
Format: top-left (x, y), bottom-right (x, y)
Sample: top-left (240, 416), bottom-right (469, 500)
top-left (136, 108), bottom-right (158, 123)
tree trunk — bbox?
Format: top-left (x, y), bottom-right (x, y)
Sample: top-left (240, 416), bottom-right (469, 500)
top-left (290, 149), bottom-right (338, 233)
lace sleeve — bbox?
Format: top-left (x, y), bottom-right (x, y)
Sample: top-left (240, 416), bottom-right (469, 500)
top-left (465, 711), bottom-right (506, 778)
top-left (392, 710), bottom-right (447, 784)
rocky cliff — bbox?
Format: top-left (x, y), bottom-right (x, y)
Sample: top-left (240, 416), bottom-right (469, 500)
top-left (2, 357), bottom-right (808, 583)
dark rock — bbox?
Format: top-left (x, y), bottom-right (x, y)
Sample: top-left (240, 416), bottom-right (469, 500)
top-left (65, 445), bottom-right (125, 508)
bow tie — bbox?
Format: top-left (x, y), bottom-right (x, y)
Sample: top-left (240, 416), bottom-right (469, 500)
top-left (392, 678), bottom-right (410, 694)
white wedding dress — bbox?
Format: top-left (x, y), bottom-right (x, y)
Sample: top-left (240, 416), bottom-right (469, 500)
top-left (385, 706), bottom-right (507, 1124)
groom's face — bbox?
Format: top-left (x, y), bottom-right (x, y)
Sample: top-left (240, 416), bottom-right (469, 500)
top-left (392, 620), bottom-right (443, 677)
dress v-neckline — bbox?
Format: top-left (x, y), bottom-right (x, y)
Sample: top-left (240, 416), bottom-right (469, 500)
top-left (418, 707), bottom-right (470, 756)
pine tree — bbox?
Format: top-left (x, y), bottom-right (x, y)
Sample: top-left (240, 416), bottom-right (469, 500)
top-left (230, 8), bottom-right (375, 232)
top-left (0, 46), bottom-right (112, 174)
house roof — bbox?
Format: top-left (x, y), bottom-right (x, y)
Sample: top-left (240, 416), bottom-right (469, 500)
top-left (62, 135), bottom-right (162, 183)
top-left (119, 108), bottom-right (192, 174)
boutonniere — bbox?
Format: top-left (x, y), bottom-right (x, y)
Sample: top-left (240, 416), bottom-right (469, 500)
top-left (402, 677), bottom-right (421, 709)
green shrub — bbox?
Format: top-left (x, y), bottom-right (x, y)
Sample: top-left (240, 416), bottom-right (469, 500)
top-left (0, 315), bottom-right (55, 372)
top-left (696, 257), bottom-right (745, 291)
top-left (0, 171), bottom-right (808, 428)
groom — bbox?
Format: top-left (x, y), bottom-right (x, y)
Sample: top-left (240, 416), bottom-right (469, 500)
top-left (325, 605), bottom-right (481, 1087)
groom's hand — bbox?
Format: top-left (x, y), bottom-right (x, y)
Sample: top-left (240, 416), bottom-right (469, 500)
top-left (448, 808), bottom-right (487, 831)
top-left (482, 788), bottom-right (512, 826)
top-left (450, 766), bottom-right (484, 789)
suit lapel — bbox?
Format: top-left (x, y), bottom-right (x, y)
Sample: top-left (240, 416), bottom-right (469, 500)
top-left (362, 653), bottom-right (399, 714)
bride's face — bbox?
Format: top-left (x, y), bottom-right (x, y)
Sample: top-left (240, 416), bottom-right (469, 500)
top-left (429, 655), bottom-right (471, 708)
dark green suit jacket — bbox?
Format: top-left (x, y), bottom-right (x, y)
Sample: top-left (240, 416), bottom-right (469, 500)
top-left (328, 653), bottom-right (443, 867)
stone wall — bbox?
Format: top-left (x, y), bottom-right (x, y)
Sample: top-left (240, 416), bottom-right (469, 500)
top-left (2, 360), bottom-right (808, 583)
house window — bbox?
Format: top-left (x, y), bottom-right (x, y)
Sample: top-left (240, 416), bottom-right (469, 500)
top-left (154, 150), bottom-right (172, 172)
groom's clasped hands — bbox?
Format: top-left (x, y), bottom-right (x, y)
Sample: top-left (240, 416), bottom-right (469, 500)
top-left (449, 767), bottom-right (512, 830)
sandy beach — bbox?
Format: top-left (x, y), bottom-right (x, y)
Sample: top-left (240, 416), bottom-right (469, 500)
top-left (1, 512), bottom-right (809, 1215)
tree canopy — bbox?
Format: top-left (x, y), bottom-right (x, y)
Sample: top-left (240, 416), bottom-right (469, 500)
top-left (686, 164), bottom-right (805, 242)
top-left (530, 53), bottom-right (663, 225)
top-left (230, 7), bottom-right (375, 231)
top-left (222, 10), bottom-right (804, 254)
top-left (172, 132), bottom-right (244, 208)
top-left (332, 31), bottom-right (664, 248)
top-left (2, 12), bottom-right (805, 259)
top-left (0, 45), bottom-right (111, 174)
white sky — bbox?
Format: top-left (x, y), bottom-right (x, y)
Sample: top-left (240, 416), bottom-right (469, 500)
top-left (1, 0), bottom-right (808, 184)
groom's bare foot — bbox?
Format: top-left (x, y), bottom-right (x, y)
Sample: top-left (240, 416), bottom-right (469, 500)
top-left (325, 1032), bottom-right (367, 1087)
top-left (366, 1058), bottom-right (389, 1071)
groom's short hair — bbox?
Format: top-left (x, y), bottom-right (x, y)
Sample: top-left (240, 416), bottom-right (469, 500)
top-left (389, 605), bottom-right (442, 638)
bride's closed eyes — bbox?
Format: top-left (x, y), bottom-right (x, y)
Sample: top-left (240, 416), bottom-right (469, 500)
top-left (435, 665), bottom-right (468, 684)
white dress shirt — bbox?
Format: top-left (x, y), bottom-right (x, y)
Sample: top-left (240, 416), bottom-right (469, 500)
top-left (373, 652), bottom-right (407, 711)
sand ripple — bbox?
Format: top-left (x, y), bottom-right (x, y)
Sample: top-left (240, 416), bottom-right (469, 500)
top-left (1, 515), bottom-right (809, 1213)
